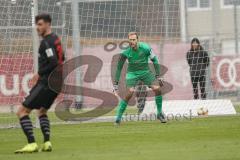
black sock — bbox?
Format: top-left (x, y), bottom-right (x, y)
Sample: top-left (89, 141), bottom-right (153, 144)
top-left (19, 115), bottom-right (35, 143)
top-left (39, 115), bottom-right (50, 142)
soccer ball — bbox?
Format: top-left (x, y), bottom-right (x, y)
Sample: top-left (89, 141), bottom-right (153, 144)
top-left (197, 107), bottom-right (208, 116)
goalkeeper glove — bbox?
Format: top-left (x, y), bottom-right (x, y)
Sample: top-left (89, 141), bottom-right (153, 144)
top-left (113, 81), bottom-right (119, 93)
top-left (156, 75), bottom-right (164, 87)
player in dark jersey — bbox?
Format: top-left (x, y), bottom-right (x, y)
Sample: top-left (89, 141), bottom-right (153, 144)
top-left (15, 13), bottom-right (64, 153)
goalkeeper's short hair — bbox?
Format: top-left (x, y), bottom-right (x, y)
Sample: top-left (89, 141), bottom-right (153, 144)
top-left (128, 32), bottom-right (139, 39)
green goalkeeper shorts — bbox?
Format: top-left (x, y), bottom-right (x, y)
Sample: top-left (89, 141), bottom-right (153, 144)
top-left (126, 71), bottom-right (156, 87)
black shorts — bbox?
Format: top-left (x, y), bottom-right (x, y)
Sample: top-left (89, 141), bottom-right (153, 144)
top-left (22, 82), bottom-right (58, 110)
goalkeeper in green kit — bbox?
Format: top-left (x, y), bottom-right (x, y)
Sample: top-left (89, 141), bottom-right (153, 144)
top-left (113, 32), bottom-right (166, 125)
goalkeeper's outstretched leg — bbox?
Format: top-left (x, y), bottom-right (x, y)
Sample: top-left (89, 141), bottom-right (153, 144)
top-left (115, 87), bottom-right (135, 125)
top-left (115, 83), bottom-right (166, 125)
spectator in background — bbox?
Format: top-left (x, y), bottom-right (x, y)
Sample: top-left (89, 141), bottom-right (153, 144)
top-left (186, 38), bottom-right (209, 99)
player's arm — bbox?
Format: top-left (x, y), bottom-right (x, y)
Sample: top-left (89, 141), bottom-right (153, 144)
top-left (114, 54), bottom-right (127, 84)
top-left (149, 49), bottom-right (160, 77)
top-left (149, 48), bottom-right (164, 86)
top-left (38, 41), bottom-right (58, 76)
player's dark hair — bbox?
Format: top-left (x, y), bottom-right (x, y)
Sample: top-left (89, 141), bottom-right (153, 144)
top-left (35, 13), bottom-right (52, 24)
top-left (128, 32), bottom-right (139, 39)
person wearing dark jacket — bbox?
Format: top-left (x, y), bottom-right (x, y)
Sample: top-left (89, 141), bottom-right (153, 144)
top-left (186, 38), bottom-right (209, 99)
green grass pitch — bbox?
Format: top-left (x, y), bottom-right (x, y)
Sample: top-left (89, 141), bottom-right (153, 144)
top-left (0, 116), bottom-right (240, 160)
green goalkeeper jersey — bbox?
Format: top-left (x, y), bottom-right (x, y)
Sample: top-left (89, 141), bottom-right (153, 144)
top-left (114, 42), bottom-right (160, 83)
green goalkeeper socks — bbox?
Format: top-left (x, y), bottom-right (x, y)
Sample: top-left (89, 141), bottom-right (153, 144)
top-left (116, 97), bottom-right (162, 121)
top-left (155, 95), bottom-right (163, 115)
top-left (116, 100), bottom-right (128, 122)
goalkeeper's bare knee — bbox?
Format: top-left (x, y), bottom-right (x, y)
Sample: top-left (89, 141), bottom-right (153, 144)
top-left (151, 85), bottom-right (161, 96)
top-left (124, 87), bottom-right (135, 102)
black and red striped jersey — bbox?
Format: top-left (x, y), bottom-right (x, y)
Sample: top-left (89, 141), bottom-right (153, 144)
top-left (38, 32), bottom-right (64, 83)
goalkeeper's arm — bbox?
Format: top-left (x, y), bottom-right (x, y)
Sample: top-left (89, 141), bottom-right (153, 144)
top-left (149, 49), bottom-right (164, 86)
top-left (149, 49), bottom-right (160, 77)
top-left (114, 54), bottom-right (127, 84)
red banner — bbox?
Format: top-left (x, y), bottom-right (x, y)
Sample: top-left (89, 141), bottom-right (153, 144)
top-left (0, 54), bottom-right (33, 104)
